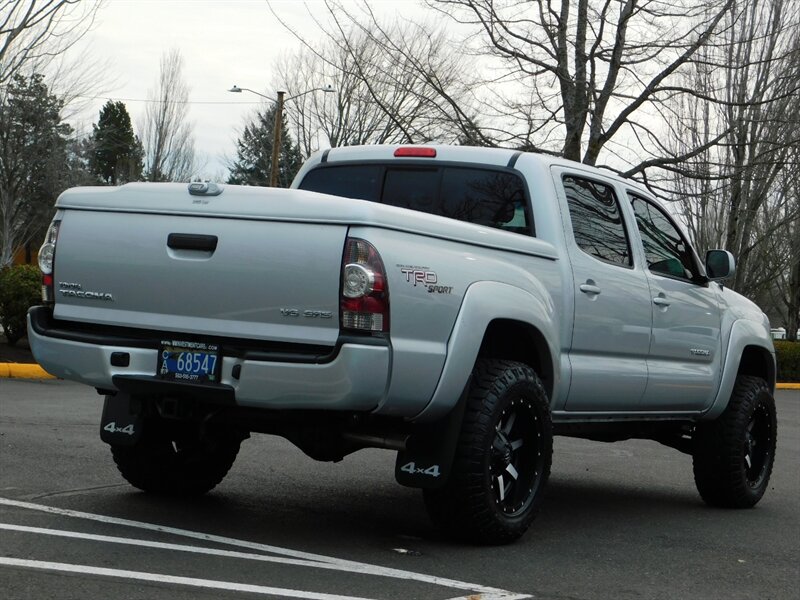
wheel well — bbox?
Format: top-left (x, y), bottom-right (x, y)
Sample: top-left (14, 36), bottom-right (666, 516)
top-left (738, 345), bottom-right (776, 389)
top-left (477, 319), bottom-right (554, 399)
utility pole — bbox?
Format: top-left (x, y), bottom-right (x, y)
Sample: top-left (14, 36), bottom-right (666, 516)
top-left (270, 90), bottom-right (285, 188)
top-left (229, 84), bottom-right (334, 187)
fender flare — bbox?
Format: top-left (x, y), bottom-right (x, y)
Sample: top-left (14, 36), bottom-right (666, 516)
top-left (702, 319), bottom-right (776, 421)
top-left (411, 280), bottom-right (559, 423)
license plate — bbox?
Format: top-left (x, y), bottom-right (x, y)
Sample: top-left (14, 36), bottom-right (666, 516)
top-left (158, 340), bottom-right (220, 384)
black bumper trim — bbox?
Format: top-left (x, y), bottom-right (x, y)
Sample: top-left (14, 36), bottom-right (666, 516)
top-left (112, 375), bottom-right (236, 404)
top-left (28, 306), bottom-right (389, 365)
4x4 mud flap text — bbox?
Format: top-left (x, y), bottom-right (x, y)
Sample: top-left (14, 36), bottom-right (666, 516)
top-left (394, 380), bottom-right (469, 489)
top-left (100, 393), bottom-right (142, 446)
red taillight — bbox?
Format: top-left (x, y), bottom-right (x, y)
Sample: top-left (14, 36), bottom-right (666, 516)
top-left (341, 238), bottom-right (389, 333)
top-left (394, 146), bottom-right (437, 158)
top-left (39, 220), bottom-right (60, 305)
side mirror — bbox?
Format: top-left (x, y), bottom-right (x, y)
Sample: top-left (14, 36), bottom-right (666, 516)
top-left (706, 250), bottom-right (736, 281)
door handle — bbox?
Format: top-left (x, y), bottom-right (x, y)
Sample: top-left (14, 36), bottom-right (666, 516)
top-left (653, 296), bottom-right (671, 307)
top-left (579, 283), bottom-right (601, 295)
top-left (167, 233), bottom-right (218, 252)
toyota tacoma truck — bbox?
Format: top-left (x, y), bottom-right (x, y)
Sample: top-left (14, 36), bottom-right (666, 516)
top-left (28, 145), bottom-right (777, 544)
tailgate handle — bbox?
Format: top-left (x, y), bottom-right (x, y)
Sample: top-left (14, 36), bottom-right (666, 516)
top-left (167, 233), bottom-right (218, 252)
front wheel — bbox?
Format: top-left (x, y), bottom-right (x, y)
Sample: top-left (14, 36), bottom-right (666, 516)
top-left (111, 418), bottom-right (243, 495)
top-left (424, 359), bottom-right (553, 544)
top-left (692, 375), bottom-right (777, 508)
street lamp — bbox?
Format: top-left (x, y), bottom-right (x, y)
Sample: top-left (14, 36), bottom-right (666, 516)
top-left (229, 84), bottom-right (335, 187)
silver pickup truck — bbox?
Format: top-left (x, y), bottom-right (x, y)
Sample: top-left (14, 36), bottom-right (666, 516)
top-left (29, 144), bottom-right (777, 544)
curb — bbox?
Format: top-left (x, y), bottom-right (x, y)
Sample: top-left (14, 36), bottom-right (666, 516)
top-left (0, 362), bottom-right (798, 388)
top-left (777, 383), bottom-right (800, 390)
top-left (0, 363), bottom-right (56, 379)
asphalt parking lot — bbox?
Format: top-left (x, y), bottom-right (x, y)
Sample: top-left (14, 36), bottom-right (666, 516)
top-left (1, 379), bottom-right (798, 599)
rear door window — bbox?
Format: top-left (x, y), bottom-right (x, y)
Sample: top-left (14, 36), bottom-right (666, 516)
top-left (563, 175), bottom-right (632, 267)
top-left (298, 163), bottom-right (532, 235)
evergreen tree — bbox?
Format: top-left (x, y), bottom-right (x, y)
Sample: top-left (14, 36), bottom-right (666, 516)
top-left (90, 100), bottom-right (144, 185)
top-left (228, 104), bottom-right (303, 187)
top-left (65, 136), bottom-right (99, 188)
top-left (0, 73), bottom-right (72, 267)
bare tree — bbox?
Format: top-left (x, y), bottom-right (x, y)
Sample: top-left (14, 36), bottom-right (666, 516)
top-left (271, 0), bottom-right (764, 180)
top-left (270, 2), bottom-right (482, 155)
top-left (1, 1), bottom-right (113, 124)
top-left (0, 0), bottom-right (103, 84)
top-left (668, 0), bottom-right (799, 301)
top-left (758, 146), bottom-right (800, 340)
top-left (140, 49), bottom-right (197, 182)
top-left (718, 1), bottom-right (799, 293)
top-left (276, 29), bottom-right (411, 155)
top-left (427, 0), bottom-right (747, 167)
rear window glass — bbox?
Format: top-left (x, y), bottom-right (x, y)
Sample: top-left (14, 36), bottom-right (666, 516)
top-left (300, 165), bottom-right (382, 201)
top-left (298, 163), bottom-right (531, 235)
top-left (383, 168), bottom-right (439, 210)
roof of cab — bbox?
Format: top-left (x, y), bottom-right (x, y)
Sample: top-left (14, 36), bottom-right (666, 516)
top-left (293, 144), bottom-right (652, 197)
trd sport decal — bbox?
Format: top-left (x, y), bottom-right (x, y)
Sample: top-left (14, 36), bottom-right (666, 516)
top-left (397, 265), bottom-right (453, 295)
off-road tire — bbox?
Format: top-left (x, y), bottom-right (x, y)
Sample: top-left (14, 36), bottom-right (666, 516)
top-left (424, 359), bottom-right (553, 544)
top-left (111, 421), bottom-right (243, 495)
top-left (692, 375), bottom-right (777, 508)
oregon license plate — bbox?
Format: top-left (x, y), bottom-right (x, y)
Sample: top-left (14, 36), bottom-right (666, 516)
top-left (158, 340), bottom-right (220, 384)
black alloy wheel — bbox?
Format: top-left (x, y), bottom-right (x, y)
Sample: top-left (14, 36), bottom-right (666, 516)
top-left (490, 398), bottom-right (544, 517)
top-left (742, 399), bottom-right (774, 490)
top-left (424, 359), bottom-right (553, 544)
top-left (693, 375), bottom-right (777, 508)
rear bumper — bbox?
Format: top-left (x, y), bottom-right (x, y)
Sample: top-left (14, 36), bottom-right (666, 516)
top-left (27, 307), bottom-right (390, 411)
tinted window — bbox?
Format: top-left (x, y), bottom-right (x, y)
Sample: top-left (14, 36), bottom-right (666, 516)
top-left (563, 175), bottom-right (631, 266)
top-left (630, 195), bottom-right (698, 280)
top-left (299, 165), bottom-right (382, 201)
top-left (299, 164), bottom-right (530, 234)
top-left (440, 168), bottom-right (527, 232)
top-left (383, 168), bottom-right (439, 210)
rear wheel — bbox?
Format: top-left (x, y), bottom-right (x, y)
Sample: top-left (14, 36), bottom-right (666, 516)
top-left (111, 418), bottom-right (243, 495)
top-left (424, 359), bottom-right (552, 544)
top-left (692, 375), bottom-right (777, 508)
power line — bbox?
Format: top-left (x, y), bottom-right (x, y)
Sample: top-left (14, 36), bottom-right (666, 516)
top-left (74, 94), bottom-right (264, 105)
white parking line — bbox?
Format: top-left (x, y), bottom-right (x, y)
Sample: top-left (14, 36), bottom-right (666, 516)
top-left (0, 557), bottom-right (377, 600)
top-left (0, 497), bottom-right (531, 600)
top-left (0, 523), bottom-right (364, 570)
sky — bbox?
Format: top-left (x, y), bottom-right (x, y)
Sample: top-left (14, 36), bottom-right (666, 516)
top-left (66, 0), bottom-right (407, 180)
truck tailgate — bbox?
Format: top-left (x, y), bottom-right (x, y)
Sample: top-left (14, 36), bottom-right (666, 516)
top-left (53, 209), bottom-right (346, 345)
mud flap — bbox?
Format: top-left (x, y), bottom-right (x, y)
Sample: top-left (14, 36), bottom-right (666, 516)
top-left (100, 393), bottom-right (142, 446)
top-left (394, 380), bottom-right (469, 490)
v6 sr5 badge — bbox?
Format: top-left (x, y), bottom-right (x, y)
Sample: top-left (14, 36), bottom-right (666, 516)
top-left (398, 266), bottom-right (453, 295)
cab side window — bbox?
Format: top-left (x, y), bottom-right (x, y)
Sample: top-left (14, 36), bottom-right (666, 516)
top-left (630, 195), bottom-right (699, 281)
top-left (563, 175), bottom-right (631, 267)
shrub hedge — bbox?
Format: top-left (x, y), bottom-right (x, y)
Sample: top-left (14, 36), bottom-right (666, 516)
top-left (775, 340), bottom-right (800, 383)
top-left (0, 265), bottom-right (41, 346)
